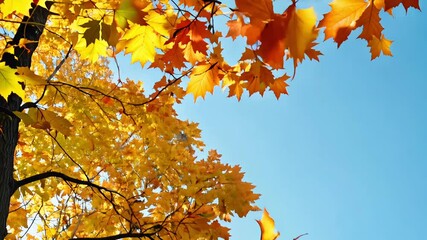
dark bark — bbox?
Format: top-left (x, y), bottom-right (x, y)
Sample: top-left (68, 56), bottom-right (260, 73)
top-left (0, 3), bottom-right (52, 239)
top-left (1, 2), bottom-right (52, 68)
top-left (0, 94), bottom-right (21, 239)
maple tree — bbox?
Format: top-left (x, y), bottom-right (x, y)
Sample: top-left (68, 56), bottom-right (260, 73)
top-left (0, 0), bottom-right (420, 239)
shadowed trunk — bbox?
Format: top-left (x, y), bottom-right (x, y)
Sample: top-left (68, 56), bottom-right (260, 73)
top-left (0, 3), bottom-right (52, 239)
top-left (0, 94), bottom-right (21, 239)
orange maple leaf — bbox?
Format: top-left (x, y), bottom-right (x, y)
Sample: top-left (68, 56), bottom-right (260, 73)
top-left (235, 0), bottom-right (273, 21)
top-left (319, 0), bottom-right (369, 46)
top-left (228, 81), bottom-right (244, 101)
top-left (162, 44), bottom-right (187, 69)
top-left (257, 208), bottom-right (280, 240)
top-left (368, 34), bottom-right (393, 59)
top-left (236, 1), bottom-right (319, 70)
top-left (269, 74), bottom-right (289, 99)
top-left (226, 13), bottom-right (245, 41)
top-left (356, 3), bottom-right (383, 41)
top-left (241, 61), bottom-right (274, 96)
top-left (258, 14), bottom-right (288, 69)
top-left (187, 63), bottom-right (219, 101)
top-left (305, 42), bottom-right (322, 61)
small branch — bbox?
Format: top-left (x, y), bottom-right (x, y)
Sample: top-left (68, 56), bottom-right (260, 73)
top-left (32, 44), bottom-right (73, 106)
top-left (19, 102), bottom-right (37, 111)
top-left (129, 75), bottom-right (181, 106)
top-left (19, 201), bottom-right (43, 238)
top-left (294, 233), bottom-right (308, 240)
top-left (48, 71), bottom-right (184, 110)
top-left (45, 130), bottom-right (89, 180)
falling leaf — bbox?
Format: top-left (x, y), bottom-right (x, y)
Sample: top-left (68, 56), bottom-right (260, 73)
top-left (257, 208), bottom-right (280, 240)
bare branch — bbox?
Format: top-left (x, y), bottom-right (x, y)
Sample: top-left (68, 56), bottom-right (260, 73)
top-left (70, 230), bottom-right (160, 240)
top-left (294, 233), bottom-right (309, 240)
top-left (13, 170), bottom-right (125, 199)
top-left (31, 44), bottom-right (73, 106)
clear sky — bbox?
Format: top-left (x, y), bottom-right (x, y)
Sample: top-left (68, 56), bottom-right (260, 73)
top-left (121, 1), bottom-right (427, 239)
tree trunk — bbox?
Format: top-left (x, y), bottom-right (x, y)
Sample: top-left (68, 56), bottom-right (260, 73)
top-left (0, 3), bottom-right (52, 239)
top-left (0, 95), bottom-right (21, 239)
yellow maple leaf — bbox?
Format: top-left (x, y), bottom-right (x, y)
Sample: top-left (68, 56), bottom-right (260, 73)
top-left (14, 109), bottom-right (73, 136)
top-left (42, 110), bottom-right (73, 136)
top-left (16, 67), bottom-right (46, 86)
top-left (145, 10), bottom-right (173, 37)
top-left (187, 63), bottom-right (219, 101)
top-left (74, 38), bottom-right (108, 63)
top-left (368, 34), bottom-right (393, 60)
top-left (0, 0), bottom-right (32, 16)
top-left (0, 62), bottom-right (26, 99)
top-left (257, 208), bottom-right (280, 240)
top-left (116, 23), bottom-right (164, 67)
top-left (13, 111), bottom-right (36, 126)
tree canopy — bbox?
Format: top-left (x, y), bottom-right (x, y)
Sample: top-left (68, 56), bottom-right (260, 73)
top-left (0, 0), bottom-right (420, 239)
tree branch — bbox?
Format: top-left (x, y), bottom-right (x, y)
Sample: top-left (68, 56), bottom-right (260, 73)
top-left (13, 170), bottom-right (125, 199)
top-left (70, 231), bottom-right (159, 240)
top-left (294, 233), bottom-right (309, 240)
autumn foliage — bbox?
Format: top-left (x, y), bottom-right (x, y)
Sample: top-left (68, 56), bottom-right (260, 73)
top-left (0, 0), bottom-right (420, 239)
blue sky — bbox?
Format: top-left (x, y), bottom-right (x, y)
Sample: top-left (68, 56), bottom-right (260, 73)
top-left (121, 1), bottom-right (427, 239)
